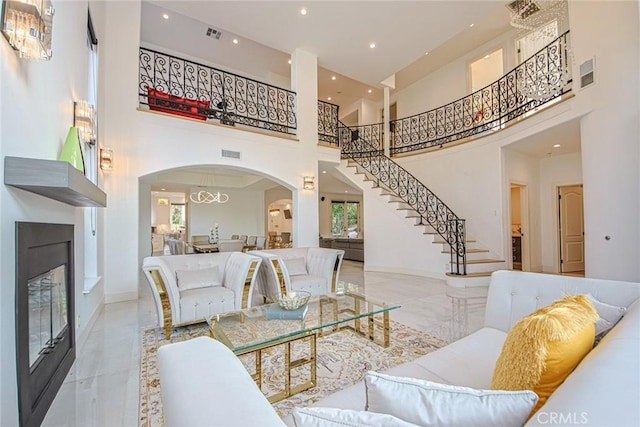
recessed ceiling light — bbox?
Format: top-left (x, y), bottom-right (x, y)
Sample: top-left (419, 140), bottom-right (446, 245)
top-left (161, 188), bottom-right (166, 191)
top-left (322, 170), bottom-right (327, 174)
top-left (233, 38), bottom-right (238, 44)
top-left (344, 190), bottom-right (348, 193)
top-left (162, 13), bottom-right (169, 19)
top-left (425, 51), bottom-right (429, 55)
top-left (368, 89), bottom-right (372, 94)
top-left (369, 42), bottom-right (376, 49)
top-left (469, 23), bottom-right (475, 28)
top-left (553, 144), bottom-right (561, 148)
top-left (331, 76), bottom-right (336, 81)
top-left (300, 7), bottom-right (307, 15)
top-left (327, 97), bottom-right (332, 101)
top-left (288, 59), bottom-right (292, 64)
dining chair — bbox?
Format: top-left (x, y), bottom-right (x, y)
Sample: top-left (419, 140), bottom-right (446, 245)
top-left (278, 232), bottom-right (292, 248)
top-left (247, 235), bottom-right (257, 246)
top-left (239, 235), bottom-right (248, 243)
top-left (217, 239), bottom-right (246, 252)
top-left (231, 234), bottom-right (239, 240)
top-left (268, 231), bottom-right (278, 249)
top-left (255, 236), bottom-right (266, 250)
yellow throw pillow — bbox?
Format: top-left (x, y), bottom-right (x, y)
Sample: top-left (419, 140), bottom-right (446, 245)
top-left (491, 294), bottom-right (598, 415)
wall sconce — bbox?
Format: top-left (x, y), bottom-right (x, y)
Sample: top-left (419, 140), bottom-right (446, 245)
top-left (303, 176), bottom-right (315, 190)
top-left (74, 101), bottom-right (96, 145)
top-left (99, 148), bottom-right (113, 170)
top-left (1, 0), bottom-right (55, 60)
top-left (269, 208), bottom-right (280, 217)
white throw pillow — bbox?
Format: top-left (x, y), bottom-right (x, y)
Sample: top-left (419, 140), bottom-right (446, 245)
top-left (292, 407), bottom-right (420, 427)
top-left (283, 257), bottom-right (308, 276)
top-left (585, 294), bottom-right (627, 336)
top-left (175, 266), bottom-right (221, 291)
top-left (365, 372), bottom-right (538, 427)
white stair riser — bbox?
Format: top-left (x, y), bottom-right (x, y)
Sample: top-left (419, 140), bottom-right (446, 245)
top-left (441, 250), bottom-right (490, 261)
top-left (447, 261), bottom-right (507, 274)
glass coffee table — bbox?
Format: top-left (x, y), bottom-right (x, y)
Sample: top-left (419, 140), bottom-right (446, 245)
top-left (205, 289), bottom-right (399, 403)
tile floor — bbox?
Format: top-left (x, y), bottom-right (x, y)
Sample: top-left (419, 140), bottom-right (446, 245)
top-left (42, 260), bottom-right (486, 426)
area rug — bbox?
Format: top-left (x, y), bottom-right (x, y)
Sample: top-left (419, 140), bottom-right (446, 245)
top-left (139, 321), bottom-right (446, 426)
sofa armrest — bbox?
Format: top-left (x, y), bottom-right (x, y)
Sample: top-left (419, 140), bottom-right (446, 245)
top-left (142, 256), bottom-right (182, 338)
top-left (222, 252), bottom-right (262, 309)
top-left (158, 337), bottom-right (285, 427)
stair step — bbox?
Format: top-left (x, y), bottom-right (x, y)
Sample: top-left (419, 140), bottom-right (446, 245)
top-left (466, 258), bottom-right (505, 264)
top-left (433, 239), bottom-right (476, 245)
top-left (441, 248), bottom-right (488, 254)
top-left (446, 271), bottom-right (492, 278)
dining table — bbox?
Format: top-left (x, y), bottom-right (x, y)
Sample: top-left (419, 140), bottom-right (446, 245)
top-left (192, 244), bottom-right (257, 253)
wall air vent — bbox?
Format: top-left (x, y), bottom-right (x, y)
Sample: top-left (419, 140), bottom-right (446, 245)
top-left (507, 0), bottom-right (540, 19)
top-left (206, 27), bottom-right (222, 40)
top-left (221, 149), bottom-right (241, 160)
top-left (579, 58), bottom-right (595, 88)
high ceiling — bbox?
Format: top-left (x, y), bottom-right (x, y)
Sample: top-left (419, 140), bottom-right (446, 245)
top-left (142, 1), bottom-right (513, 107)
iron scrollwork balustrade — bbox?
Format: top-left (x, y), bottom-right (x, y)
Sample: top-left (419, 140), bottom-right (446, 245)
top-left (139, 47), bottom-right (297, 135)
top-left (389, 31), bottom-right (572, 155)
top-left (318, 100), bottom-right (340, 146)
top-left (339, 121), bottom-right (466, 275)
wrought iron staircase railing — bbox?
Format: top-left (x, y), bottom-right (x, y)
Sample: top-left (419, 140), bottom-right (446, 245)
top-left (139, 47), bottom-right (297, 135)
top-left (339, 121), bottom-right (466, 275)
top-left (390, 30), bottom-right (572, 154)
top-left (318, 100), bottom-right (340, 145)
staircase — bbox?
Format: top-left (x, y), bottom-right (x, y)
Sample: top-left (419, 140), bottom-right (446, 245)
top-left (339, 124), bottom-right (506, 287)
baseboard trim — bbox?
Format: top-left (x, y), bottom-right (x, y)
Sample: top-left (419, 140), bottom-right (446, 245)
top-left (364, 265), bottom-right (447, 281)
top-left (76, 295), bottom-right (105, 355)
top-left (105, 291), bottom-right (139, 304)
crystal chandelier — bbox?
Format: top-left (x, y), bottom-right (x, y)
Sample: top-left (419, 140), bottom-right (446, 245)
top-left (508, 0), bottom-right (572, 101)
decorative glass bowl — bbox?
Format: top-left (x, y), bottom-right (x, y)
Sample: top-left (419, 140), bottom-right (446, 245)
top-left (277, 291), bottom-right (311, 310)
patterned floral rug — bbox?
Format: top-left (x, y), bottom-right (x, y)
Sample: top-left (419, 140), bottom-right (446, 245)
top-left (139, 321), bottom-right (446, 426)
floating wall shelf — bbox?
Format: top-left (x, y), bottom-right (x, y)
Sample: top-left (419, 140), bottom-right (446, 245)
top-left (4, 156), bottom-right (107, 207)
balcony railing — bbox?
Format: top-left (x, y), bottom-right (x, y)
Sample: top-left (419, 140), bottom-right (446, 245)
top-left (318, 100), bottom-right (340, 145)
top-left (337, 122), bottom-right (384, 151)
top-left (139, 47), bottom-right (297, 135)
top-left (390, 31), bottom-right (572, 155)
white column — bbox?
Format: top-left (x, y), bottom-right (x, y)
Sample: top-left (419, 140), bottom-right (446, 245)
top-left (290, 49), bottom-right (320, 247)
top-left (383, 87), bottom-right (390, 156)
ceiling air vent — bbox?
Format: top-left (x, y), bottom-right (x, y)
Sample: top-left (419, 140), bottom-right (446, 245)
top-left (205, 27), bottom-right (222, 40)
top-left (579, 58), bottom-right (595, 88)
top-left (507, 0), bottom-right (540, 19)
top-left (221, 149), bottom-right (241, 160)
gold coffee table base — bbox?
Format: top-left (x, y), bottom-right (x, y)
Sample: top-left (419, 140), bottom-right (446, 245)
top-left (209, 325), bottom-right (317, 403)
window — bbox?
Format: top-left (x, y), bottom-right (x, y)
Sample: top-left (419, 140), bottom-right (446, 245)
top-left (332, 201), bottom-right (360, 238)
top-left (170, 203), bottom-right (186, 231)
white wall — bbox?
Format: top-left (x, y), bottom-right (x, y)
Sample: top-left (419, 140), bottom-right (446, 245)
top-left (394, 29), bottom-right (518, 119)
top-left (503, 149), bottom-right (542, 272)
top-left (568, 0), bottom-right (640, 281)
top-left (539, 152), bottom-right (583, 273)
top-left (99, 2), bottom-right (325, 303)
top-left (0, 1), bottom-right (105, 424)
top-left (188, 186), bottom-right (265, 240)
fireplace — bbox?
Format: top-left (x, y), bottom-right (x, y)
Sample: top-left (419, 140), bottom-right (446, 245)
top-left (16, 222), bottom-right (75, 427)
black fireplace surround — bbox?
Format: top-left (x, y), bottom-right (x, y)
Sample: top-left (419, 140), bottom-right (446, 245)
top-left (16, 222), bottom-right (75, 427)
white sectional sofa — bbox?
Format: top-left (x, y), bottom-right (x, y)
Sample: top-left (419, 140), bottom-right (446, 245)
top-left (249, 248), bottom-right (344, 299)
top-left (156, 271), bottom-right (640, 426)
top-left (142, 252), bottom-right (262, 339)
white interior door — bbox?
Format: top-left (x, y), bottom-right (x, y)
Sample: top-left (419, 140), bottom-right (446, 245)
top-left (559, 185), bottom-right (585, 272)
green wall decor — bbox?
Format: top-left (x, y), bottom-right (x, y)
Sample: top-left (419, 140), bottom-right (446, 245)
top-left (59, 126), bottom-right (85, 174)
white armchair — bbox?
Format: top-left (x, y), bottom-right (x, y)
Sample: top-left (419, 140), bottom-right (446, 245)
top-left (142, 252), bottom-right (262, 339)
top-left (249, 247), bottom-right (344, 301)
